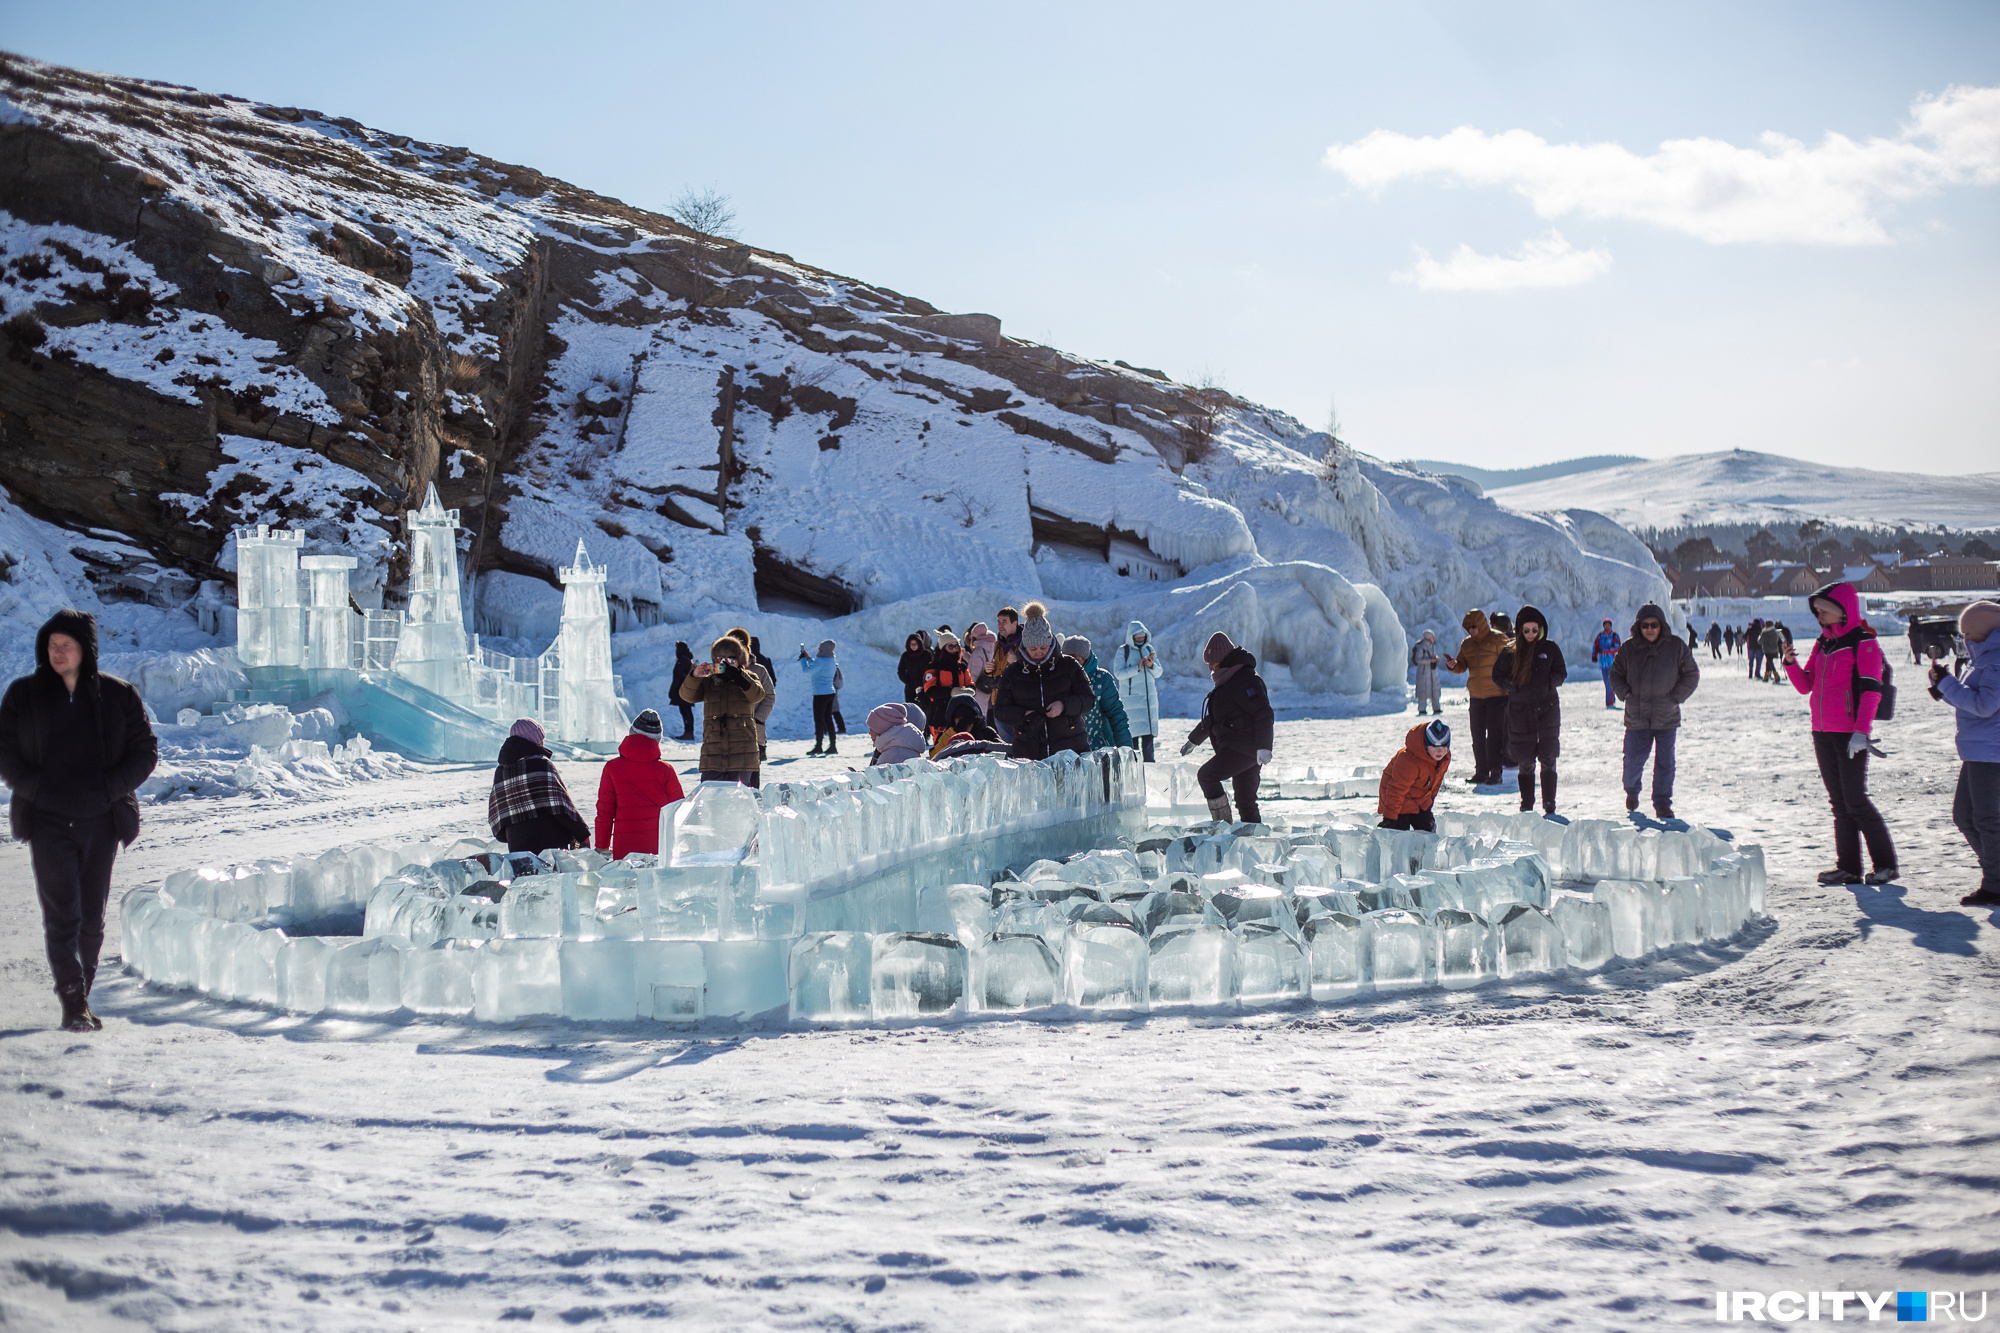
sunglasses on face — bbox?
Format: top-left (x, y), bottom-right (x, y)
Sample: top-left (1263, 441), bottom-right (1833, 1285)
top-left (1639, 621), bottom-right (1661, 630)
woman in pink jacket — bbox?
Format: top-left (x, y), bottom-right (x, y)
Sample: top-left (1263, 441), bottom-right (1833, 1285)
top-left (1784, 582), bottom-right (1897, 885)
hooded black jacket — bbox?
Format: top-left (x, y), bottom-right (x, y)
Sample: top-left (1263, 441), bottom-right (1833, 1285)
top-left (1187, 647), bottom-right (1276, 758)
top-left (994, 650), bottom-right (1094, 759)
top-left (1492, 605), bottom-right (1568, 743)
top-left (0, 610), bottom-right (159, 844)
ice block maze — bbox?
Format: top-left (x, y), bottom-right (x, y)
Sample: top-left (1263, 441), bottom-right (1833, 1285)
top-left (119, 748), bottom-right (1765, 1027)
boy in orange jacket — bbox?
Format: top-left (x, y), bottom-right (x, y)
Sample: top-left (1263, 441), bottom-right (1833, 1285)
top-left (1378, 719), bottom-right (1451, 832)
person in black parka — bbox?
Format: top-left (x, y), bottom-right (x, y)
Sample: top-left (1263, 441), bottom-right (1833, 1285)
top-left (0, 609), bottom-right (159, 1032)
top-left (1492, 605), bottom-right (1567, 815)
top-left (897, 631), bottom-right (933, 706)
top-left (993, 603), bottom-right (1094, 761)
top-left (668, 641), bottom-right (698, 741)
top-left (1181, 631), bottom-right (1276, 826)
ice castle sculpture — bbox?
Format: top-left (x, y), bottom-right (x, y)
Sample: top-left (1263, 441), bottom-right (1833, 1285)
top-left (225, 485), bottom-right (627, 759)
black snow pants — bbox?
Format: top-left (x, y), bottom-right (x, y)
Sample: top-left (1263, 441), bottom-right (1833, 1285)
top-left (1467, 695), bottom-right (1507, 784)
top-left (1198, 750), bottom-right (1262, 825)
top-left (1511, 717), bottom-right (1560, 813)
top-left (30, 812), bottom-right (120, 998)
top-left (1813, 730), bottom-right (1896, 875)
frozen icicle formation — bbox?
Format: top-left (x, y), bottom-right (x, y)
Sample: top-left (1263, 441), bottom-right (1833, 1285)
top-left (121, 777), bottom-right (1769, 1028)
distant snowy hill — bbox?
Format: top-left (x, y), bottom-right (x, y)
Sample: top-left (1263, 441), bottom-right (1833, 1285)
top-left (1398, 455), bottom-right (1641, 494)
top-left (0, 53), bottom-right (1673, 728)
top-left (1489, 449), bottom-right (2000, 536)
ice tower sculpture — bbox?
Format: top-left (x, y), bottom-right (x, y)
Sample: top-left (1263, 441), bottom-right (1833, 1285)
top-left (233, 525), bottom-right (306, 668)
top-left (393, 485), bottom-right (471, 699)
top-left (300, 555), bottom-right (358, 670)
top-left (557, 540), bottom-right (628, 744)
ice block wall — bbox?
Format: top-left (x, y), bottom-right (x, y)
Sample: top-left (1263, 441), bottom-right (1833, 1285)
top-left (120, 748), bottom-right (1766, 1030)
top-left (300, 554), bottom-right (359, 671)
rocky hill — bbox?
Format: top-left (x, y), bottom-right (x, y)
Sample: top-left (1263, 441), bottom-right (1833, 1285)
top-left (0, 52), bottom-right (1673, 719)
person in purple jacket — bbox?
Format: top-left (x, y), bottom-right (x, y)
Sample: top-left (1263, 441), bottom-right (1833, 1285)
top-left (1784, 582), bottom-right (1897, 886)
top-left (1932, 600), bottom-right (2000, 908)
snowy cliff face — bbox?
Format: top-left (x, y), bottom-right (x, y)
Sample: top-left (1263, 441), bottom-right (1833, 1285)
top-left (0, 53), bottom-right (1670, 714)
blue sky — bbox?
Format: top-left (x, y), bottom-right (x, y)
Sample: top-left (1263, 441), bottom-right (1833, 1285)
top-left (5, 1), bottom-right (1996, 473)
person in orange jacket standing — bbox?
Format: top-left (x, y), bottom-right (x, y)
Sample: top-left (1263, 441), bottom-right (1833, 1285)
top-left (1378, 719), bottom-right (1452, 831)
top-left (593, 709), bottom-right (685, 859)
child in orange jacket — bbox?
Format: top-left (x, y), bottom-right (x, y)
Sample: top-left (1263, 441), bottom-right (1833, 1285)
top-left (1378, 719), bottom-right (1451, 832)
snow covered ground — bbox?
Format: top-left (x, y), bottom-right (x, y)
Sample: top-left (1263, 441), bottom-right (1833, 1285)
top-left (0, 669), bottom-right (1993, 1330)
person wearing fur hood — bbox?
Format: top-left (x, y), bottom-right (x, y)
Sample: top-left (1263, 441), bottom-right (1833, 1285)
top-left (679, 635), bottom-right (766, 784)
top-left (1607, 602), bottom-right (1700, 820)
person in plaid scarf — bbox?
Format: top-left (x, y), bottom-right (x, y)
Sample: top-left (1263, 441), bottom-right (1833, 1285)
top-left (488, 718), bottom-right (589, 855)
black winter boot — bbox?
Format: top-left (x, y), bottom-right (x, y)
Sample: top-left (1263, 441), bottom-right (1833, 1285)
top-left (826, 740), bottom-right (838, 756)
top-left (1541, 771), bottom-right (1557, 817)
top-left (57, 988), bottom-right (92, 1033)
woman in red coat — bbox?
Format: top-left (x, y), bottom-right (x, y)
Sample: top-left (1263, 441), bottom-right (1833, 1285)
top-left (593, 710), bottom-right (685, 859)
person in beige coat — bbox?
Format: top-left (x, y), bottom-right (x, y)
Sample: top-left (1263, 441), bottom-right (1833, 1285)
top-left (678, 636), bottom-right (766, 785)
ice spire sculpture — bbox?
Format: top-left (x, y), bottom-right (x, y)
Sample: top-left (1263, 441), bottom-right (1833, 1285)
top-left (233, 524), bottom-right (306, 668)
top-left (393, 485), bottom-right (471, 698)
top-left (300, 555), bottom-right (358, 670)
top-left (557, 539), bottom-right (627, 744)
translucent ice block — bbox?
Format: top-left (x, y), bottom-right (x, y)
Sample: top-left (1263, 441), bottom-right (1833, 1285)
top-left (1433, 910), bottom-right (1493, 990)
top-left (637, 941), bottom-right (706, 1022)
top-left (1551, 894), bottom-right (1611, 971)
top-left (120, 890), bottom-right (162, 976)
top-left (196, 919), bottom-right (248, 994)
top-left (789, 932), bottom-right (872, 1022)
top-left (277, 935), bottom-right (332, 1012)
top-left (1145, 922), bottom-right (1234, 1006)
top-left (1210, 884), bottom-right (1297, 938)
top-left (1362, 909), bottom-right (1433, 991)
top-left (994, 898), bottom-right (1068, 958)
top-left (562, 939), bottom-right (640, 1020)
top-left (1063, 920), bottom-right (1148, 1010)
top-left (979, 933), bottom-right (1062, 1011)
top-left (1304, 913), bottom-right (1365, 1000)
top-left (1232, 922), bottom-right (1307, 1005)
top-left (1591, 880), bottom-right (1660, 960)
top-left (229, 927), bottom-right (287, 1006)
top-left (403, 939), bottom-right (478, 1016)
top-left (498, 875), bottom-right (565, 938)
top-left (916, 880), bottom-right (992, 944)
top-left (473, 938), bottom-right (562, 1020)
top-left (673, 781), bottom-right (763, 866)
top-left (1662, 878), bottom-right (1705, 946)
top-left (872, 932), bottom-right (967, 1020)
top-left (1496, 904), bottom-right (1563, 978)
top-left (326, 937), bottom-right (407, 1015)
top-left (1701, 862), bottom-right (1745, 939)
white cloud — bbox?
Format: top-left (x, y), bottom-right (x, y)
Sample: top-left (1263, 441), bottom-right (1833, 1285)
top-left (1324, 85), bottom-right (2000, 245)
top-left (1400, 231), bottom-right (1612, 292)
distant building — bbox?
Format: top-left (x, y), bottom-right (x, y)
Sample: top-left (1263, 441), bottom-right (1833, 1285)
top-left (1918, 555), bottom-right (2000, 591)
top-left (1673, 562), bottom-right (1751, 598)
top-left (1752, 561), bottom-right (1819, 595)
top-left (1840, 564), bottom-right (1893, 593)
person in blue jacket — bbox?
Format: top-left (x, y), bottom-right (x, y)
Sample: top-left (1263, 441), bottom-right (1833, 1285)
top-left (1933, 601), bottom-right (2000, 908)
top-left (1593, 618), bottom-right (1622, 708)
top-left (798, 638), bottom-right (842, 756)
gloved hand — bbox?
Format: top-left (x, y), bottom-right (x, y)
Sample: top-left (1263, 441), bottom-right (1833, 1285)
top-left (1255, 749), bottom-right (1273, 765)
top-left (1179, 740), bottom-right (1196, 757)
top-left (1848, 733), bottom-right (1886, 759)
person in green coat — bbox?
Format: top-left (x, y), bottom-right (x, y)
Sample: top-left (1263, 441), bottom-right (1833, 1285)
top-left (1065, 636), bottom-right (1133, 751)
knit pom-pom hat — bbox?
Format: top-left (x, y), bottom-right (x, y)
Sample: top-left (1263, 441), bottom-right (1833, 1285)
top-left (1020, 600), bottom-right (1055, 651)
top-left (509, 718), bottom-right (545, 744)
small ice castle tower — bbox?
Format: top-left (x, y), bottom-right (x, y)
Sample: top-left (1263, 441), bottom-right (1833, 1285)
top-left (558, 541), bottom-right (627, 745)
top-left (393, 485), bottom-right (471, 700)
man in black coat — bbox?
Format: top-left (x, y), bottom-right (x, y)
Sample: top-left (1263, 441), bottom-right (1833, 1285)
top-left (993, 603), bottom-right (1093, 761)
top-left (1181, 632), bottom-right (1276, 825)
top-left (1493, 605), bottom-right (1567, 816)
top-left (0, 609), bottom-right (159, 1032)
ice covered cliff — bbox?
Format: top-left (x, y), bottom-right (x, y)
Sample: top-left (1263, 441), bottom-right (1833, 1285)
top-left (0, 53), bottom-right (1671, 730)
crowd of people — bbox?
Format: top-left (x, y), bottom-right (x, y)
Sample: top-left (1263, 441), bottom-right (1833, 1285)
top-left (5, 584), bottom-right (1997, 1032)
